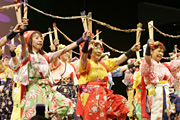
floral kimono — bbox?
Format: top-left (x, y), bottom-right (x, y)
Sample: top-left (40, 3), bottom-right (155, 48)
top-left (76, 58), bottom-right (129, 120)
top-left (51, 59), bottom-right (79, 119)
top-left (171, 71), bottom-right (180, 120)
top-left (140, 58), bottom-right (180, 120)
top-left (0, 64), bottom-right (13, 120)
top-left (15, 50), bottom-right (74, 120)
top-left (132, 69), bottom-right (150, 120)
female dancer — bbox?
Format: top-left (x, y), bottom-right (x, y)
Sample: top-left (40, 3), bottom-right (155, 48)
top-left (140, 39), bottom-right (180, 119)
top-left (7, 18), bottom-right (88, 120)
top-left (76, 38), bottom-right (140, 120)
top-left (50, 44), bottom-right (79, 120)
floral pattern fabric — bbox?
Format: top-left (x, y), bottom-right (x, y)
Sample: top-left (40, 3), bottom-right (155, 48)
top-left (51, 59), bottom-right (79, 119)
top-left (77, 59), bottom-right (129, 120)
top-left (140, 59), bottom-right (180, 119)
top-left (0, 78), bottom-right (13, 120)
top-left (172, 72), bottom-right (180, 120)
top-left (18, 50), bottom-right (74, 120)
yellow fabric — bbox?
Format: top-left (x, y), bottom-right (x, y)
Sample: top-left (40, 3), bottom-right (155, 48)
top-left (0, 64), bottom-right (6, 80)
top-left (0, 65), bottom-right (13, 80)
top-left (127, 86), bottom-right (134, 117)
top-left (78, 58), bottom-right (118, 106)
top-left (11, 82), bottom-right (21, 120)
top-left (158, 80), bottom-right (168, 84)
top-left (15, 45), bottom-right (21, 54)
top-left (148, 80), bottom-right (168, 96)
top-left (81, 93), bottom-right (89, 106)
top-left (133, 70), bottom-right (141, 89)
top-left (78, 58), bottom-right (118, 85)
top-left (148, 88), bottom-right (155, 96)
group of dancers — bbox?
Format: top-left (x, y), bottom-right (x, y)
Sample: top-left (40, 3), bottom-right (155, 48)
top-left (1, 17), bottom-right (180, 120)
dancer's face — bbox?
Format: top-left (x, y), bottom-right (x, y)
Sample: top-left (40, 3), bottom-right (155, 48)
top-left (3, 58), bottom-right (9, 66)
top-left (151, 47), bottom-right (164, 62)
top-left (32, 33), bottom-right (44, 51)
top-left (91, 44), bottom-right (103, 61)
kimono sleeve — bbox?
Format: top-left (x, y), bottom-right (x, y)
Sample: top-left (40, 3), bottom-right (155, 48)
top-left (79, 58), bottom-right (91, 75)
top-left (112, 66), bottom-right (123, 77)
top-left (9, 57), bottom-right (20, 71)
top-left (165, 60), bottom-right (180, 77)
top-left (140, 58), bottom-right (157, 81)
top-left (103, 58), bottom-right (119, 72)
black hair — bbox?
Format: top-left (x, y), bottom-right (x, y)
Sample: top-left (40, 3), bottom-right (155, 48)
top-left (152, 44), bottom-right (166, 52)
top-left (28, 31), bottom-right (45, 55)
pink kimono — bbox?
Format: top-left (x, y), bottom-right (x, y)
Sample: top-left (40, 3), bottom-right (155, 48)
top-left (140, 58), bottom-right (180, 120)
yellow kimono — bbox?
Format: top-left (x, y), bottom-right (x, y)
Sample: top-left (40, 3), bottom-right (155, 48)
top-left (9, 57), bottom-right (22, 120)
top-left (78, 58), bottom-right (118, 106)
top-left (0, 64), bottom-right (13, 91)
top-left (77, 58), bottom-right (130, 120)
top-left (11, 82), bottom-right (21, 120)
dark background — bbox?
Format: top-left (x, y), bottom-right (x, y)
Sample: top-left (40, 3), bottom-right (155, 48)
top-left (26, 0), bottom-right (180, 119)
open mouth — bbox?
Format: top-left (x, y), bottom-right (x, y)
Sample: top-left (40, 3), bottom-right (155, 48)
top-left (157, 55), bottom-right (162, 59)
top-left (37, 43), bottom-right (43, 46)
top-left (96, 54), bottom-right (101, 57)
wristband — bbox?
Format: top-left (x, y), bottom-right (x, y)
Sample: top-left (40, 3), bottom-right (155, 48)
top-left (10, 50), bottom-right (16, 57)
top-left (125, 49), bottom-right (135, 58)
top-left (145, 43), bottom-right (151, 56)
top-left (76, 37), bottom-right (84, 45)
top-left (6, 31), bottom-right (18, 40)
top-left (82, 40), bottom-right (89, 53)
top-left (20, 30), bottom-right (25, 36)
top-left (128, 63), bottom-right (135, 69)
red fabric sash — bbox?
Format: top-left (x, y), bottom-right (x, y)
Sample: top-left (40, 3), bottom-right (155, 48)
top-left (141, 77), bottom-right (150, 118)
top-left (21, 84), bottom-right (26, 118)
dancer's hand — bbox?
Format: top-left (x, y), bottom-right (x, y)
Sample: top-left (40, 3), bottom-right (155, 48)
top-left (82, 31), bottom-right (94, 41)
top-left (131, 43), bottom-right (141, 52)
top-left (147, 39), bottom-right (154, 47)
top-left (13, 18), bottom-right (28, 33)
top-left (50, 44), bottom-right (56, 52)
top-left (9, 44), bottom-right (16, 52)
top-left (134, 60), bottom-right (141, 66)
top-left (54, 39), bottom-right (59, 46)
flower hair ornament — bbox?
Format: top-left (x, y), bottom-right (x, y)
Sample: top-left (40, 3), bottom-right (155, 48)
top-left (150, 41), bottom-right (164, 50)
top-left (88, 39), bottom-right (104, 52)
top-left (57, 44), bottom-right (66, 50)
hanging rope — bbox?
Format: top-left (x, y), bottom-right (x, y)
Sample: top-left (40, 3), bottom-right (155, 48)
top-left (55, 27), bottom-right (74, 43)
top-left (25, 3), bottom-right (86, 20)
top-left (102, 42), bottom-right (125, 53)
top-left (72, 51), bottom-right (80, 55)
top-left (23, 3), bottom-right (144, 33)
top-left (56, 26), bottom-right (126, 53)
top-left (152, 25), bottom-right (180, 38)
top-left (0, 3), bottom-right (145, 54)
top-left (89, 18), bottom-right (145, 33)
